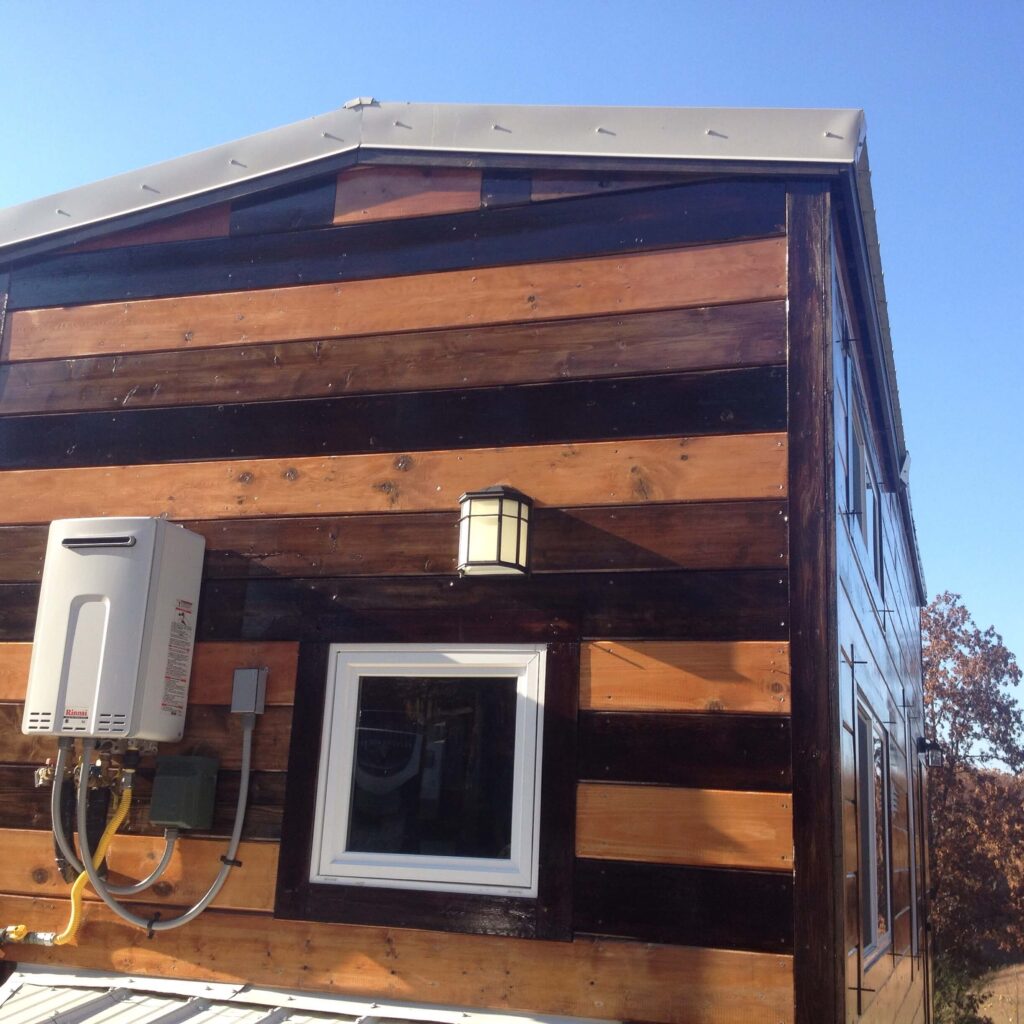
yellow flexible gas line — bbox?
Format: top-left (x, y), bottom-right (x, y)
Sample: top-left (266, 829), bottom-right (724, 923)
top-left (53, 786), bottom-right (133, 946)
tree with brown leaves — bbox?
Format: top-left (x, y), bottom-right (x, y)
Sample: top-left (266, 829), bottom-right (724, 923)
top-left (924, 591), bottom-right (1024, 965)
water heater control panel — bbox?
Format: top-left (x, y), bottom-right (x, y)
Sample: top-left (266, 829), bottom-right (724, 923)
top-left (22, 517), bottom-right (205, 741)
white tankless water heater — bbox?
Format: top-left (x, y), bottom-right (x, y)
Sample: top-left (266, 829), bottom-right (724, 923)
top-left (22, 517), bottom-right (206, 742)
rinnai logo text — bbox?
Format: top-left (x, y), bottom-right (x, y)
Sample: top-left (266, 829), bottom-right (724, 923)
top-left (64, 708), bottom-right (88, 718)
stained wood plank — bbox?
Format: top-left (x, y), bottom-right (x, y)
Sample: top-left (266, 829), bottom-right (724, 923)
top-left (574, 858), bottom-right (793, 953)
top-left (0, 432), bottom-right (788, 525)
top-left (0, 765), bottom-right (286, 839)
top-left (0, 893), bottom-right (795, 1024)
top-left (0, 643), bottom-right (31, 701)
top-left (531, 172), bottom-right (677, 201)
top-left (6, 239), bottom-right (787, 360)
top-left (2, 570), bottom-right (789, 645)
top-left (7, 180), bottom-right (786, 310)
top-left (0, 501), bottom-right (788, 583)
top-left (63, 204), bottom-right (231, 252)
top-left (581, 640), bottom-right (791, 713)
top-left (0, 828), bottom-right (276, 911)
top-left (787, 182), bottom-right (843, 1024)
top-left (193, 571), bottom-right (789, 644)
top-left (231, 176), bottom-right (337, 235)
top-left (0, 641), bottom-right (297, 703)
top-left (334, 166), bottom-right (481, 222)
top-left (0, 301), bottom-right (787, 416)
top-left (0, 703), bottom-right (291, 771)
top-left (575, 782), bottom-right (793, 870)
top-left (578, 712), bottom-right (791, 791)
top-left (0, 366), bottom-right (787, 470)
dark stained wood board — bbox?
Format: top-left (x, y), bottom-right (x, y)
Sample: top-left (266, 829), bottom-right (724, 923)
top-left (0, 703), bottom-right (291, 770)
top-left (5, 239), bottom-right (787, 360)
top-left (230, 175), bottom-right (338, 235)
top-left (0, 764), bottom-right (286, 840)
top-left (578, 711), bottom-right (791, 791)
top-left (0, 501), bottom-right (788, 583)
top-left (8, 180), bottom-right (786, 310)
top-left (0, 570), bottom-right (790, 644)
top-left (573, 858), bottom-right (794, 953)
top-left (0, 366), bottom-right (786, 470)
top-left (0, 301), bottom-right (786, 415)
top-left (786, 182), bottom-right (844, 1024)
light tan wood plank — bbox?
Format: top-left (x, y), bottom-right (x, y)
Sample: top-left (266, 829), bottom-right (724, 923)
top-left (0, 642), bottom-right (297, 704)
top-left (0, 433), bottom-right (788, 525)
top-left (0, 643), bottom-right (31, 702)
top-left (0, 893), bottom-right (794, 1023)
top-left (580, 641), bottom-right (790, 713)
top-left (6, 239), bottom-right (786, 360)
top-left (576, 782), bottom-right (793, 871)
top-left (0, 829), bottom-right (275, 911)
top-left (334, 166), bottom-right (482, 223)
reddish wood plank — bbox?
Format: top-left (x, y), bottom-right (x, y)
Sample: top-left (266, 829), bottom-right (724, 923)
top-left (334, 166), bottom-right (482, 223)
top-left (62, 204), bottom-right (232, 253)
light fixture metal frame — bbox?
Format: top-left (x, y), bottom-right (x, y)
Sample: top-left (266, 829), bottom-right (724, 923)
top-left (457, 485), bottom-right (533, 577)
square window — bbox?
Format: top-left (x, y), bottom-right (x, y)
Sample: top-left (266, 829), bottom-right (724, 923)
top-left (311, 644), bottom-right (545, 896)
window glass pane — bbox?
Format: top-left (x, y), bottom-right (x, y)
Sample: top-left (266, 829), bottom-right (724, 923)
top-left (873, 730), bottom-right (891, 940)
top-left (857, 715), bottom-right (874, 940)
top-left (347, 675), bottom-right (517, 859)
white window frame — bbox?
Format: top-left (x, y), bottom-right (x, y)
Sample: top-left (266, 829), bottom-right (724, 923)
top-left (857, 707), bottom-right (893, 958)
top-left (311, 643), bottom-right (546, 896)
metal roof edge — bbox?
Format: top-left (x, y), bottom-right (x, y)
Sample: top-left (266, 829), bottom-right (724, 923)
top-left (846, 144), bottom-right (927, 602)
top-left (1, 967), bottom-right (619, 1024)
top-left (0, 101), bottom-right (863, 258)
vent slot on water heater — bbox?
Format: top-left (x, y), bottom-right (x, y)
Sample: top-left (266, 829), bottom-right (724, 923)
top-left (22, 517), bottom-right (206, 742)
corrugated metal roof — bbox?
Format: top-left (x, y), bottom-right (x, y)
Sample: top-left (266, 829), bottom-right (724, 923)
top-left (0, 969), bottom-right (617, 1024)
top-left (0, 100), bottom-right (864, 257)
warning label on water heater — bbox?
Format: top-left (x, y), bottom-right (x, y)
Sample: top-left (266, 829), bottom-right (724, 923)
top-left (161, 599), bottom-right (195, 717)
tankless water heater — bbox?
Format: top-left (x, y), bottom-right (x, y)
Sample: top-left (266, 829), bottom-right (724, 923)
top-left (22, 517), bottom-right (205, 741)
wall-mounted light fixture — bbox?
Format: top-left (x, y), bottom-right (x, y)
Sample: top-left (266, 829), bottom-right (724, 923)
top-left (916, 736), bottom-right (944, 768)
top-left (458, 486), bottom-right (532, 576)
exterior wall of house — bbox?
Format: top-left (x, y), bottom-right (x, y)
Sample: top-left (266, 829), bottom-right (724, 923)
top-left (0, 163), bottom-right (858, 1023)
top-left (831, 231), bottom-right (929, 1024)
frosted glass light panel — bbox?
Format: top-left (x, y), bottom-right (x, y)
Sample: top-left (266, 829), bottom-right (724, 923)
top-left (458, 486), bottom-right (532, 576)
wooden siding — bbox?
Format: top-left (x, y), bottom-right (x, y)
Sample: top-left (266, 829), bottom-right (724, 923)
top-left (4, 239), bottom-right (786, 360)
top-left (0, 177), bottom-right (796, 1023)
top-left (0, 302), bottom-right (786, 415)
top-left (832, 227), bottom-right (928, 1021)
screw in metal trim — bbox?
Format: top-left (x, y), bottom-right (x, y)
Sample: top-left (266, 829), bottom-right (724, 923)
top-left (228, 158), bottom-right (246, 167)
top-left (595, 126), bottom-right (615, 135)
top-left (322, 131), bottom-right (344, 142)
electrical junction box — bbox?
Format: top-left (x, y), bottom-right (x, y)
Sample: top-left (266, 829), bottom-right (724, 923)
top-left (150, 756), bottom-right (219, 830)
top-left (22, 517), bottom-right (205, 742)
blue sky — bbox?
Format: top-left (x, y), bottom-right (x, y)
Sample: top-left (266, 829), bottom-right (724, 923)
top-left (1, 1), bottom-right (1022, 660)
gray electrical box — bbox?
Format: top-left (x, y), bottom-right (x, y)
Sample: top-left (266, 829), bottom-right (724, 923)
top-left (150, 756), bottom-right (219, 830)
